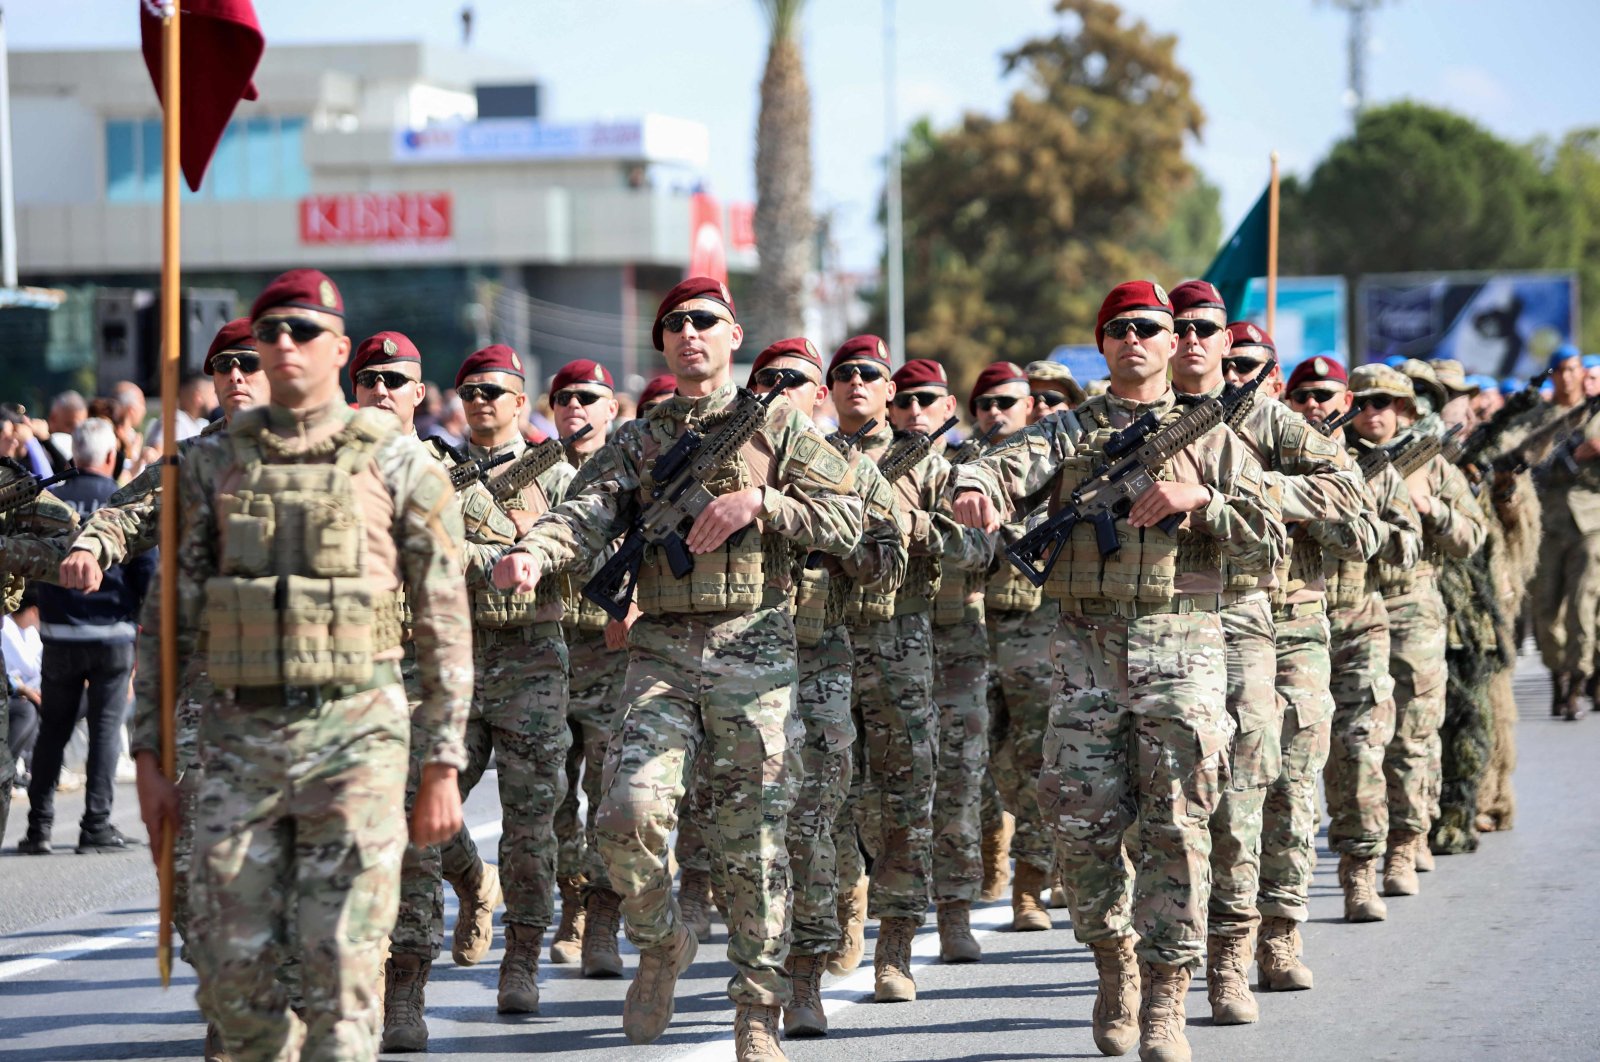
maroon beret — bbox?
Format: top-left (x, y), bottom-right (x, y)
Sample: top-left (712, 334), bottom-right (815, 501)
top-left (1285, 356), bottom-right (1348, 392)
top-left (1169, 279), bottom-right (1227, 315)
top-left (1226, 321), bottom-right (1276, 353)
top-left (203, 318), bottom-right (257, 374)
top-left (638, 373), bottom-right (677, 408)
top-left (827, 334), bottom-right (892, 378)
top-left (652, 276), bottom-right (735, 351)
top-left (1096, 280), bottom-right (1173, 348)
top-left (455, 343), bottom-right (526, 388)
top-left (750, 337), bottom-right (823, 383)
top-left (350, 331), bottom-right (421, 384)
top-left (891, 358), bottom-right (949, 390)
top-left (251, 268), bottom-right (344, 321)
top-left (969, 361), bottom-right (1029, 415)
top-left (550, 359), bottom-right (614, 395)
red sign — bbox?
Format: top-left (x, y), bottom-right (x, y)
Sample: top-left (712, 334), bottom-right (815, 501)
top-left (300, 192), bottom-right (452, 245)
top-left (728, 202), bottom-right (756, 253)
top-left (688, 192), bottom-right (727, 285)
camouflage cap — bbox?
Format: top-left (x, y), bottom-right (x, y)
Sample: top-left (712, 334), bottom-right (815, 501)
top-left (1430, 358), bottom-right (1478, 396)
top-left (1350, 363), bottom-right (1415, 400)
top-left (1396, 358), bottom-right (1449, 410)
top-left (1025, 359), bottom-right (1087, 404)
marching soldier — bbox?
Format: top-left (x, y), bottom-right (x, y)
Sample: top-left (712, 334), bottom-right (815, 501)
top-left (491, 277), bottom-right (861, 1061)
top-left (636, 373), bottom-right (676, 419)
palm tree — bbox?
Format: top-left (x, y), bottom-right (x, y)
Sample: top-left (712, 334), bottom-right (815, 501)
top-left (748, 0), bottom-right (814, 352)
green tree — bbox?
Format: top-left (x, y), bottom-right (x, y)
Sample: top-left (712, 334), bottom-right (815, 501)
top-left (1541, 128), bottom-right (1600, 345)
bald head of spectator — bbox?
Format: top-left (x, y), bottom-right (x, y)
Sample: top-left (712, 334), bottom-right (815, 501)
top-left (48, 391), bottom-right (87, 435)
top-left (111, 381), bottom-right (147, 429)
top-left (178, 374), bottom-right (218, 420)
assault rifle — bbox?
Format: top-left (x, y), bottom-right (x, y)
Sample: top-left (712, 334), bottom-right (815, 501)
top-left (949, 421), bottom-right (1003, 466)
top-left (879, 416), bottom-right (959, 484)
top-left (1524, 394), bottom-right (1600, 482)
top-left (1003, 362), bottom-right (1274, 587)
top-left (1356, 423), bottom-right (1463, 482)
top-left (434, 443), bottom-right (514, 491)
top-left (490, 426), bottom-right (593, 504)
top-left (0, 466), bottom-right (78, 529)
top-left (582, 374), bottom-right (803, 621)
top-left (826, 418), bottom-right (878, 456)
top-left (1313, 407), bottom-right (1358, 438)
top-left (1455, 366), bottom-right (1554, 469)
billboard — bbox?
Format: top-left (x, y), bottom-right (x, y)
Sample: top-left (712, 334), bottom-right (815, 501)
top-left (391, 115), bottom-right (709, 169)
top-left (300, 193), bottom-right (452, 245)
top-left (1357, 271), bottom-right (1577, 378)
top-left (1235, 276), bottom-right (1347, 378)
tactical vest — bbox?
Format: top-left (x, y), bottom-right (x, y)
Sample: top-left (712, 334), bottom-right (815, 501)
top-left (1323, 551), bottom-right (1371, 612)
top-left (472, 455), bottom-right (556, 629)
top-left (932, 560), bottom-right (985, 626)
top-left (204, 412), bottom-right (402, 687)
top-left (1270, 532), bottom-right (1324, 610)
top-left (793, 562), bottom-right (851, 647)
top-left (984, 553), bottom-right (1043, 614)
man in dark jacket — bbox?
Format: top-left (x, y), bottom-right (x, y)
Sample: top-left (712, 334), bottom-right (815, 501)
top-left (19, 418), bottom-right (155, 854)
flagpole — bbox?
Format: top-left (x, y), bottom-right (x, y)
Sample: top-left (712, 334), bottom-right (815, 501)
top-left (156, 0), bottom-right (181, 990)
top-left (1266, 151), bottom-right (1280, 336)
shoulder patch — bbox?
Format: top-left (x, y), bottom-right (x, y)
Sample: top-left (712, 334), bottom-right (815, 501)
top-left (407, 461), bottom-right (451, 518)
top-left (791, 431), bottom-right (850, 488)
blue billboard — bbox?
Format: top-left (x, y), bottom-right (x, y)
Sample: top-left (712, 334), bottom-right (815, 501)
top-left (1358, 271), bottom-right (1577, 377)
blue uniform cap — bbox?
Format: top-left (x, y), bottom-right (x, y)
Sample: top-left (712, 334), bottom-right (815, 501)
top-left (1498, 377), bottom-right (1521, 395)
top-left (1383, 354), bottom-right (1408, 368)
top-left (1551, 343), bottom-right (1582, 367)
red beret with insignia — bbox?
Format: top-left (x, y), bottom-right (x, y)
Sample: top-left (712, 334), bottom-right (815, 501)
top-left (652, 276), bottom-right (735, 352)
top-left (203, 318), bottom-right (257, 375)
top-left (1096, 281), bottom-right (1173, 348)
top-left (750, 337), bottom-right (823, 383)
top-left (1226, 321), bottom-right (1276, 353)
top-left (891, 358), bottom-right (949, 390)
top-left (1285, 357), bottom-right (1348, 392)
top-left (350, 331), bottom-right (421, 384)
top-left (550, 359), bottom-right (614, 395)
top-left (1169, 279), bottom-right (1227, 315)
top-left (250, 268), bottom-right (344, 321)
top-left (638, 373), bottom-right (677, 408)
top-left (455, 343), bottom-right (526, 388)
top-left (969, 361), bottom-right (1029, 415)
top-left (827, 334), bottom-right (892, 378)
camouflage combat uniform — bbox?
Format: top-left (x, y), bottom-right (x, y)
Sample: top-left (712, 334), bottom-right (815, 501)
top-left (511, 383), bottom-right (861, 1008)
top-left (130, 401), bottom-right (472, 1060)
top-left (1529, 405), bottom-right (1600, 686)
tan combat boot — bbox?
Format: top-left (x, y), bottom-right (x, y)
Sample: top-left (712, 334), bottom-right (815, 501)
top-left (980, 811), bottom-right (1015, 902)
top-left (1204, 934), bottom-right (1257, 1025)
top-left (937, 900), bottom-right (982, 963)
top-left (447, 860), bottom-right (502, 966)
top-left (1338, 853), bottom-right (1388, 922)
top-left (1255, 916), bottom-right (1313, 991)
top-left (736, 1002), bottom-right (789, 1061)
top-left (203, 1023), bottom-right (232, 1062)
top-left (783, 951), bottom-right (828, 1038)
top-left (550, 875), bottom-right (587, 964)
top-left (1139, 961), bottom-right (1193, 1062)
top-left (497, 923), bottom-right (542, 1014)
top-left (623, 921), bottom-right (697, 1044)
top-left (1047, 864), bottom-right (1071, 909)
top-left (381, 953), bottom-right (430, 1052)
top-left (827, 874), bottom-right (869, 975)
top-left (678, 867), bottom-right (714, 943)
top-left (581, 887), bottom-right (625, 978)
top-left (873, 916), bottom-right (919, 1002)
top-left (1011, 861), bottom-right (1052, 932)
top-left (1414, 837), bottom-right (1435, 873)
top-left (1382, 830), bottom-right (1421, 897)
top-left (1087, 936), bottom-right (1140, 1056)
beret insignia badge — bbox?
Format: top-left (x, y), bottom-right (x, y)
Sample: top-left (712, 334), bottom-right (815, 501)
top-left (319, 280), bottom-right (336, 308)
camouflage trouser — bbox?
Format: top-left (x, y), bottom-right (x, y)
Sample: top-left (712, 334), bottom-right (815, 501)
top-left (0, 675), bottom-right (10, 847)
top-left (1208, 593), bottom-right (1280, 939)
top-left (849, 611), bottom-right (937, 921)
top-left (391, 656), bottom-right (446, 958)
top-left (787, 626), bottom-right (856, 955)
top-left (1384, 590), bottom-right (1448, 835)
top-left (173, 665), bottom-right (216, 957)
top-left (556, 625), bottom-right (627, 891)
top-left (190, 684), bottom-right (410, 1062)
top-left (674, 753), bottom-right (715, 875)
top-left (1258, 606), bottom-right (1334, 924)
top-left (985, 603), bottom-right (1058, 876)
top-left (596, 607), bottom-right (798, 1007)
top-left (438, 630), bottom-right (570, 929)
top-left (931, 617), bottom-right (990, 904)
top-left (833, 729), bottom-right (867, 893)
top-left (1038, 609), bottom-right (1232, 970)
top-left (1324, 593), bottom-right (1396, 858)
top-left (1530, 502), bottom-right (1600, 679)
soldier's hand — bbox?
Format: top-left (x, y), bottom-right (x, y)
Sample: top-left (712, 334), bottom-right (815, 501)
top-left (493, 552), bottom-right (540, 593)
top-left (686, 487), bottom-right (764, 554)
top-left (1408, 484), bottom-right (1433, 517)
top-left (953, 490), bottom-right (1001, 533)
top-left (605, 602), bottom-right (640, 650)
top-left (1575, 437), bottom-right (1600, 462)
top-left (1128, 482), bottom-right (1211, 528)
top-left (508, 509), bottom-right (539, 537)
top-left (59, 550), bottom-right (105, 592)
top-left (411, 764), bottom-right (464, 846)
top-left (132, 751), bottom-right (179, 868)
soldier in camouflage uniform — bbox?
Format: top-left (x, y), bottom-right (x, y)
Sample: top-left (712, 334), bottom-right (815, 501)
top-left (952, 281), bottom-right (1282, 1061)
top-left (888, 358), bottom-right (993, 963)
top-left (1347, 364), bottom-right (1486, 899)
top-left (493, 277), bottom-right (862, 1061)
top-left (128, 269), bottom-right (473, 1061)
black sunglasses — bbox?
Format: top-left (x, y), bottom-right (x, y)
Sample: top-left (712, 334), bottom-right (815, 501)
top-left (553, 389), bottom-right (607, 407)
top-left (1032, 390), bottom-right (1070, 408)
top-left (830, 364), bottom-right (885, 384)
top-left (1103, 318), bottom-right (1170, 341)
top-left (1221, 357), bottom-right (1266, 375)
top-left (661, 310), bottom-right (731, 334)
top-left (753, 367), bottom-right (817, 390)
top-left (892, 391), bottom-right (944, 409)
top-left (458, 382), bottom-right (518, 403)
top-left (252, 316), bottom-right (333, 345)
top-left (1290, 387), bottom-right (1341, 404)
top-left (355, 369), bottom-right (416, 391)
top-left (210, 352), bottom-right (261, 376)
top-left (1175, 319), bottom-right (1225, 339)
top-left (1355, 394), bottom-right (1396, 412)
top-left (975, 394), bottom-right (1022, 412)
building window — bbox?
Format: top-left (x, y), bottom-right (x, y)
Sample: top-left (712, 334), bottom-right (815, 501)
top-left (104, 115), bottom-right (311, 202)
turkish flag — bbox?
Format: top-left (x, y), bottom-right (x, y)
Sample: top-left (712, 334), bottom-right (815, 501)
top-left (139, 0), bottom-right (265, 192)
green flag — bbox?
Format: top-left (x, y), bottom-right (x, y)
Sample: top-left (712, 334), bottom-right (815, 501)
top-left (1202, 185), bottom-right (1270, 317)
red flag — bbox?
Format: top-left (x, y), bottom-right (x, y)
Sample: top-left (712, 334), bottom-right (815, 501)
top-left (139, 0), bottom-right (265, 192)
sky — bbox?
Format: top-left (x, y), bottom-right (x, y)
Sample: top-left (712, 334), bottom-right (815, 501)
top-left (9, 0), bottom-right (1600, 271)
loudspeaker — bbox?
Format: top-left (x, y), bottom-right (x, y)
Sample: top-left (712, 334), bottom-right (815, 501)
top-left (95, 287), bottom-right (238, 392)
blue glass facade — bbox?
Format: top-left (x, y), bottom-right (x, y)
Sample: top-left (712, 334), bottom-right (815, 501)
top-left (104, 115), bottom-right (309, 202)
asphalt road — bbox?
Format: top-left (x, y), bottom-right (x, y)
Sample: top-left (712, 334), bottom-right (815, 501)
top-left (3, 648), bottom-right (1597, 1061)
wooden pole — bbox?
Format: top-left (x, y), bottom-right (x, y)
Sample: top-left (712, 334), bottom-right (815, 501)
top-left (156, 1), bottom-right (181, 990)
top-left (1266, 150), bottom-right (1280, 336)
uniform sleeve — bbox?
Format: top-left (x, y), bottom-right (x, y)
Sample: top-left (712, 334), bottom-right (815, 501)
top-left (70, 481), bottom-right (159, 568)
top-left (921, 453), bottom-right (993, 572)
top-left (1191, 426), bottom-right (1284, 573)
top-left (1419, 457), bottom-right (1487, 559)
top-left (948, 417), bottom-right (1076, 518)
top-left (516, 436), bottom-right (641, 576)
top-left (1306, 473), bottom-right (1388, 562)
top-left (1375, 465), bottom-right (1424, 568)
top-left (0, 489), bottom-right (78, 582)
top-left (1264, 412), bottom-right (1368, 522)
top-left (837, 456), bottom-right (909, 593)
top-left (762, 418), bottom-right (863, 555)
